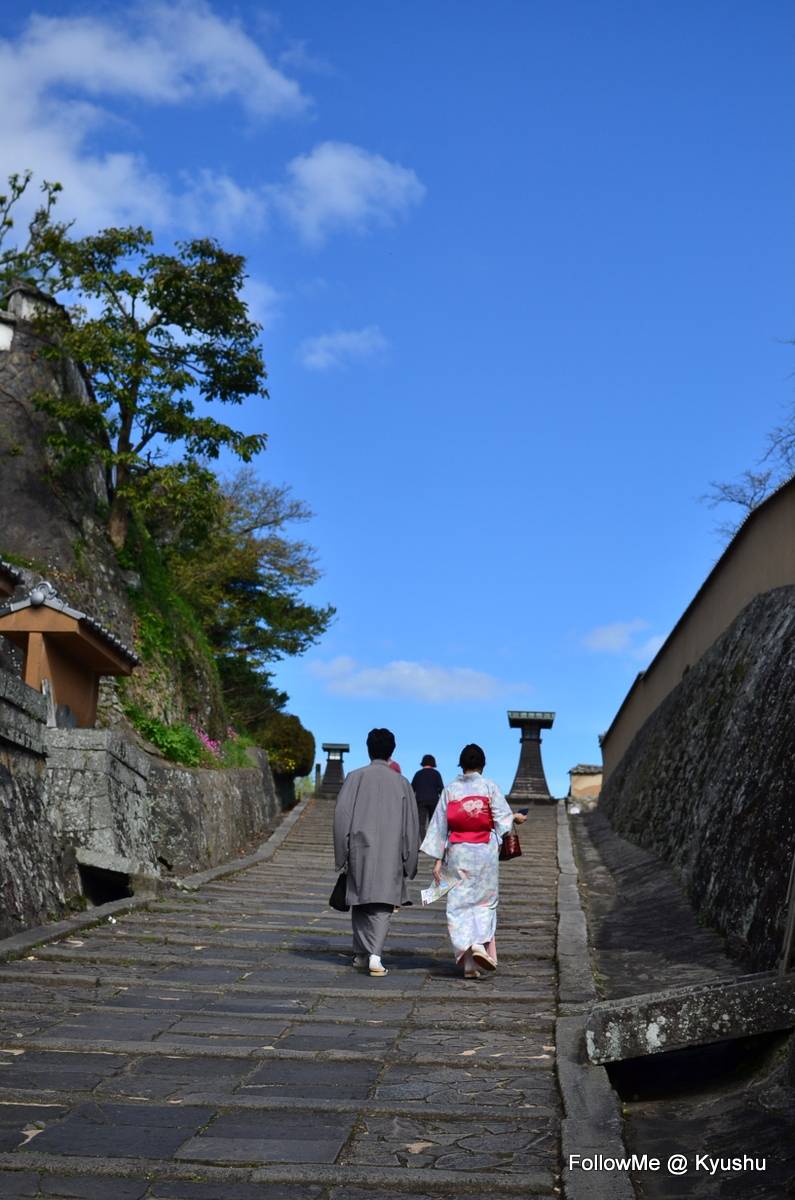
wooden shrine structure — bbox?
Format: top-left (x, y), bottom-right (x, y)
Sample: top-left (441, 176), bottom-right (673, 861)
top-left (0, 581), bottom-right (139, 728)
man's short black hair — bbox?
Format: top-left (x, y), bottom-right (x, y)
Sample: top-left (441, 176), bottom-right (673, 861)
top-left (367, 727), bottom-right (396, 761)
top-left (421, 753), bottom-right (436, 767)
top-left (459, 743), bottom-right (486, 772)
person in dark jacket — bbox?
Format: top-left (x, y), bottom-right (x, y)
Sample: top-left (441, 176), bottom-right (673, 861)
top-left (411, 754), bottom-right (444, 838)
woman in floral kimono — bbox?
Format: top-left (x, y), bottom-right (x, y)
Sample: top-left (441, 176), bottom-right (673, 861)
top-left (420, 743), bottom-right (527, 978)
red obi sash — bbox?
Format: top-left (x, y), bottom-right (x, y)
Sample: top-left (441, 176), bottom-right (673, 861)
top-left (447, 795), bottom-right (493, 844)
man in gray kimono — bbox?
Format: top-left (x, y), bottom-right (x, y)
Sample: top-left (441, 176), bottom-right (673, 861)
top-left (333, 728), bottom-right (420, 977)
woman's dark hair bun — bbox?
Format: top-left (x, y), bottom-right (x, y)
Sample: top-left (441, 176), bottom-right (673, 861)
top-left (458, 743), bottom-right (485, 772)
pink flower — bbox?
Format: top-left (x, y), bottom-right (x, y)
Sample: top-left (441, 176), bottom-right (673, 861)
top-left (190, 720), bottom-right (222, 757)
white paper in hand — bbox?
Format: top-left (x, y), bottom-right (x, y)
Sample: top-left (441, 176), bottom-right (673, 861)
top-left (420, 869), bottom-right (466, 906)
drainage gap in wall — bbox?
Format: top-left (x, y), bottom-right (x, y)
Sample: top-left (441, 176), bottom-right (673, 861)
top-left (607, 1030), bottom-right (789, 1102)
top-left (77, 863), bottom-right (133, 906)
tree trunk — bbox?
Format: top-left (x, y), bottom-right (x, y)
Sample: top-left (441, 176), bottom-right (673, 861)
top-left (108, 490), bottom-right (128, 549)
top-left (109, 416), bottom-right (133, 550)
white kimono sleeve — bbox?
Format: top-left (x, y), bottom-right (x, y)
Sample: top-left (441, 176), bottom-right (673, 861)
top-left (420, 788), bottom-right (449, 860)
top-left (488, 781), bottom-right (515, 840)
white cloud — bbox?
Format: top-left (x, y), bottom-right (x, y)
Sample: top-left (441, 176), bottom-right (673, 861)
top-left (582, 619), bottom-right (665, 664)
top-left (299, 325), bottom-right (387, 370)
top-left (278, 40), bottom-right (335, 77)
top-left (632, 634), bottom-right (666, 663)
top-left (308, 657), bottom-right (525, 703)
top-left (242, 277), bottom-right (283, 331)
top-left (177, 169), bottom-right (269, 237)
top-left (16, 5), bottom-right (306, 117)
top-left (0, 3), bottom-right (306, 234)
top-left (273, 141), bottom-right (426, 244)
top-left (583, 619), bottom-right (649, 653)
top-left (0, 11), bottom-right (425, 251)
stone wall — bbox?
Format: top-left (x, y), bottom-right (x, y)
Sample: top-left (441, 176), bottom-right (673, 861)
top-left (0, 295), bottom-right (226, 731)
top-left (599, 586), bottom-right (795, 971)
top-left (0, 671), bottom-right (71, 935)
top-left (0, 667), bottom-right (282, 937)
top-left (45, 728), bottom-right (156, 881)
top-left (0, 299), bottom-right (132, 642)
top-left (148, 748), bottom-right (280, 874)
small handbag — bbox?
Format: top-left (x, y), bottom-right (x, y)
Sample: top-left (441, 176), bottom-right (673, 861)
top-left (329, 871), bottom-right (350, 911)
top-left (499, 826), bottom-right (522, 861)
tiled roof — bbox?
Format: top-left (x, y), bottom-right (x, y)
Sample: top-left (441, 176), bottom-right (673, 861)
top-left (0, 581), bottom-right (139, 666)
top-left (569, 763), bottom-right (602, 775)
top-left (0, 559), bottom-right (23, 586)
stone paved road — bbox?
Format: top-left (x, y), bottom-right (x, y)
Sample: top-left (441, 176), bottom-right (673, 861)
top-left (0, 801), bottom-right (562, 1199)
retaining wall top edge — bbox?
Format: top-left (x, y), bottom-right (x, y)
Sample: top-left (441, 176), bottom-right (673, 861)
top-left (44, 727), bottom-right (151, 779)
top-left (0, 666), bottom-right (47, 721)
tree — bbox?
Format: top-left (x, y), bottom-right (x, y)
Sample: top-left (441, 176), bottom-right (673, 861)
top-left (141, 465), bottom-right (334, 725)
top-left (1, 173), bottom-right (332, 752)
top-left (704, 408), bottom-right (795, 539)
top-left (0, 172), bottom-right (267, 548)
top-left (255, 710), bottom-right (315, 779)
top-left (703, 469), bottom-right (776, 540)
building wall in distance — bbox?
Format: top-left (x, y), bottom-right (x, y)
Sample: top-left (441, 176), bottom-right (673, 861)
top-left (602, 477), bottom-right (795, 779)
top-left (568, 769), bottom-right (602, 802)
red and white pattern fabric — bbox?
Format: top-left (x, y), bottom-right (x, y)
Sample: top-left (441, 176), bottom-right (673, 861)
top-left (446, 794), bottom-right (493, 843)
top-left (420, 772), bottom-right (515, 963)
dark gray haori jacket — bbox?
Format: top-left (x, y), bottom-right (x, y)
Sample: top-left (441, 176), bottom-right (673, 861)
top-left (333, 760), bottom-right (420, 907)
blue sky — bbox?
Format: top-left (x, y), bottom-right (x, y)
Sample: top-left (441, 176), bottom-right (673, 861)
top-left (2, 1), bottom-right (794, 793)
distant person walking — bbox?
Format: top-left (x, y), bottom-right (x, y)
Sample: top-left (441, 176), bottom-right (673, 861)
top-left (411, 754), bottom-right (444, 838)
top-left (333, 728), bottom-right (420, 977)
top-left (421, 742), bottom-right (527, 978)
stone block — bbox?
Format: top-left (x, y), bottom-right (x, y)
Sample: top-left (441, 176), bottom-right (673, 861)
top-left (585, 972), bottom-right (795, 1063)
top-left (0, 669), bottom-right (47, 756)
top-left (45, 727), bottom-right (158, 877)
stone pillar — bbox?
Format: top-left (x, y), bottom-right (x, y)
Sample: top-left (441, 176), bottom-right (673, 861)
top-left (507, 710), bottom-right (556, 804)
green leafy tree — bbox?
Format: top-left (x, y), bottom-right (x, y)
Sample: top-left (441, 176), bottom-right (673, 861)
top-left (255, 710), bottom-right (316, 778)
top-left (2, 174), bottom-right (330, 755)
top-left (0, 172), bottom-right (267, 548)
top-left (143, 465), bottom-right (334, 724)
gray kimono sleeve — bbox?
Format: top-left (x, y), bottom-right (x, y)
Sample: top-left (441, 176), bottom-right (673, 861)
top-left (333, 773), bottom-right (361, 871)
top-left (402, 784), bottom-right (420, 879)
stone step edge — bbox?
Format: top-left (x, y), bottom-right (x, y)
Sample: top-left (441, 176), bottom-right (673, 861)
top-left (121, 915), bottom-right (555, 931)
top-left (84, 927), bottom-right (554, 947)
top-left (0, 969), bottom-right (554, 1002)
top-left (0, 1151), bottom-right (557, 1194)
top-left (0, 1087), bottom-right (559, 1119)
top-left (555, 805), bottom-right (634, 1200)
top-left (3, 1036), bottom-right (554, 1069)
top-left (0, 796), bottom-right (315, 964)
top-left (29, 947), bottom-right (554, 969)
top-left (0, 1003), bottom-right (555, 1030)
